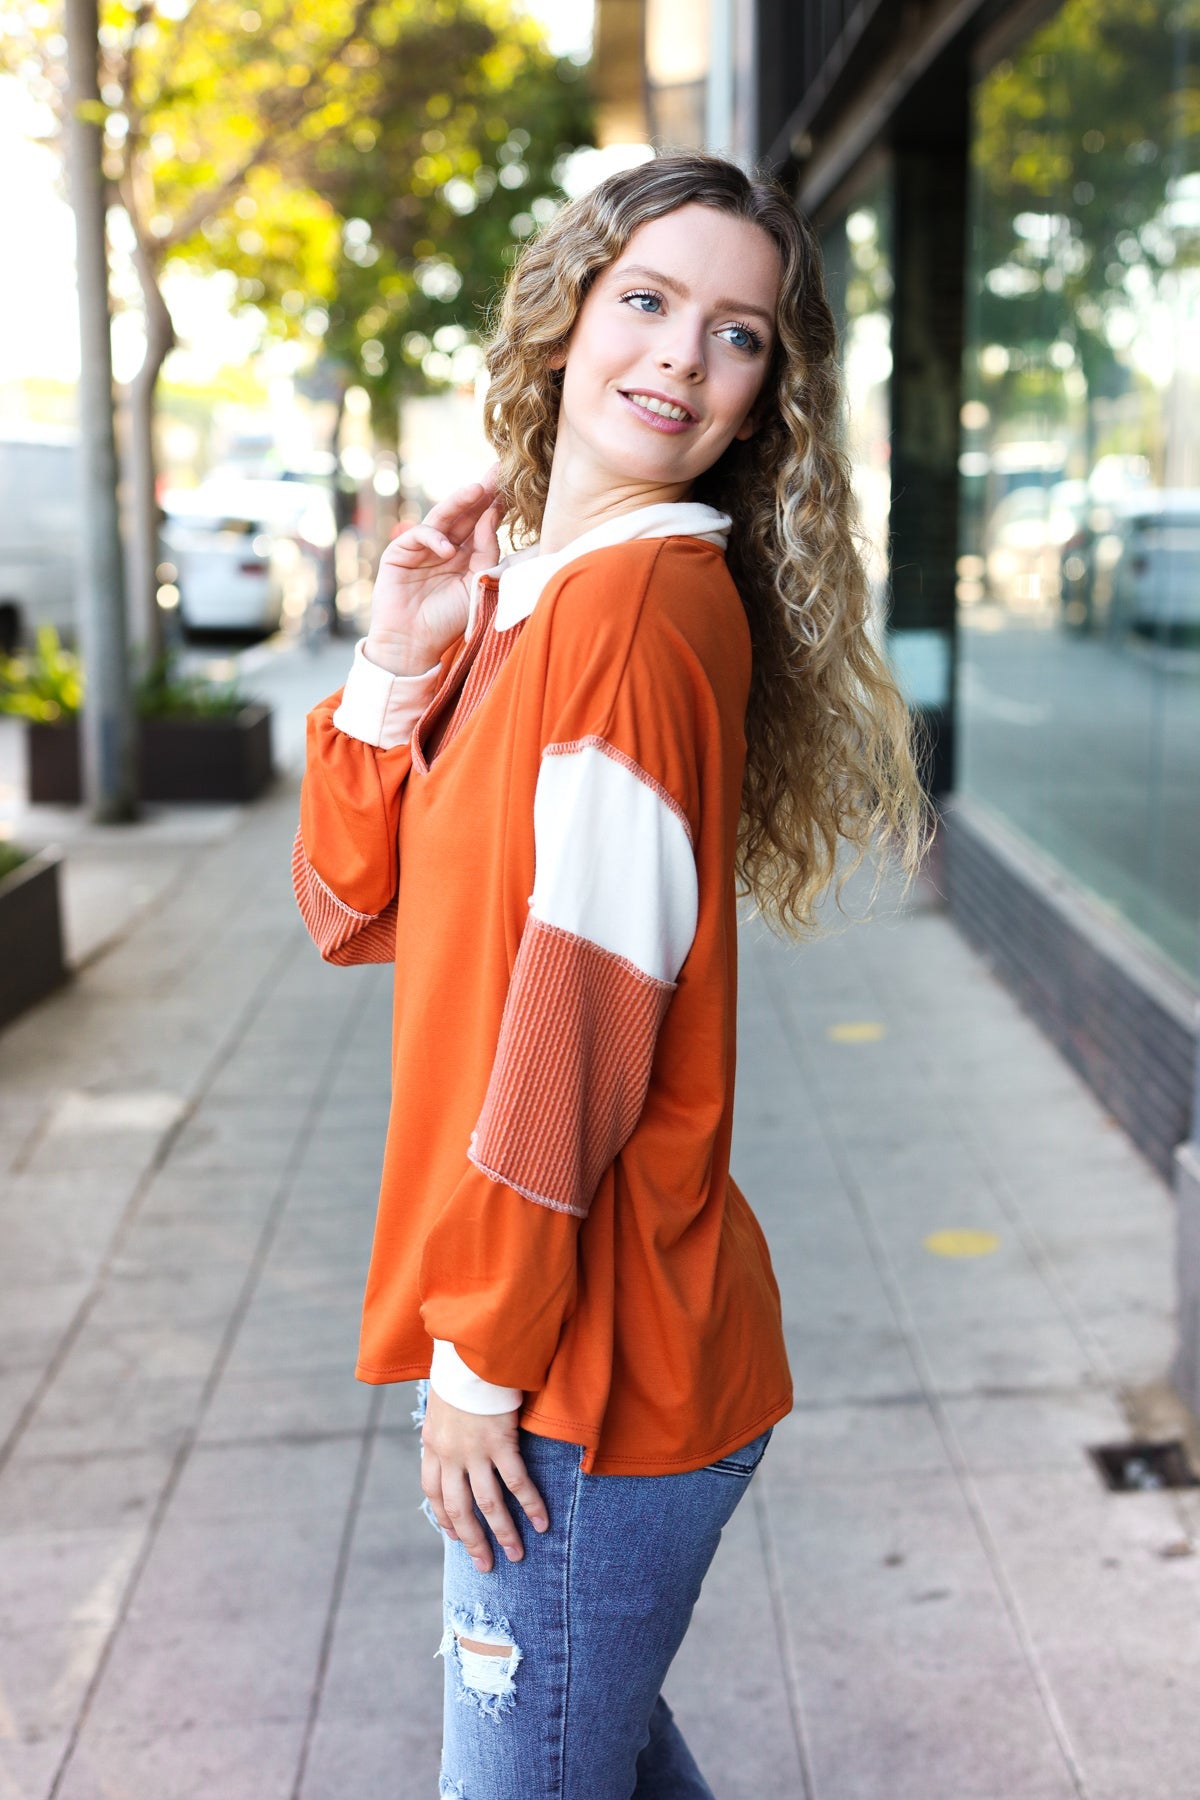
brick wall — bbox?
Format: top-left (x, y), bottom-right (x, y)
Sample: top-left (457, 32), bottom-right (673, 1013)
top-left (942, 797), bottom-right (1197, 1181)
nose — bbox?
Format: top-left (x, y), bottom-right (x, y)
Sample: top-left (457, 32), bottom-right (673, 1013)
top-left (655, 317), bottom-right (705, 382)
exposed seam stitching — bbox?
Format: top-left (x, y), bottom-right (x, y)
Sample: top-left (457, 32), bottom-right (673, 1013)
top-left (541, 735), bottom-right (695, 847)
top-left (523, 913), bottom-right (678, 993)
top-left (466, 1145), bottom-right (590, 1218)
top-left (556, 1437), bottom-right (583, 1800)
top-left (298, 841), bottom-right (380, 923)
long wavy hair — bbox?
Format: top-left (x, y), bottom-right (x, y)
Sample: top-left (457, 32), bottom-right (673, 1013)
top-left (482, 150), bottom-right (931, 936)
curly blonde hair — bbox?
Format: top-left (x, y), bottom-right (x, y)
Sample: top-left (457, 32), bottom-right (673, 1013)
top-left (482, 150), bottom-right (931, 936)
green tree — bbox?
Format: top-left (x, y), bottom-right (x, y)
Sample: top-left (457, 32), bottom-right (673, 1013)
top-left (5, 0), bottom-right (590, 659)
top-left (971, 0), bottom-right (1200, 422)
top-left (297, 8), bottom-right (589, 421)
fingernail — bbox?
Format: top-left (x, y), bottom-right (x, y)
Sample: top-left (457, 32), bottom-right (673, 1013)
top-left (505, 1546), bottom-right (523, 1562)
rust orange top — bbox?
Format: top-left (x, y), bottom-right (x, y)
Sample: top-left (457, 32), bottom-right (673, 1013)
top-left (295, 516), bottom-right (793, 1473)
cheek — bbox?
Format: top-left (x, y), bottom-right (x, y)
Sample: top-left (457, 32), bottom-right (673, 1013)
top-left (577, 310), bottom-right (652, 376)
top-left (712, 365), bottom-right (766, 431)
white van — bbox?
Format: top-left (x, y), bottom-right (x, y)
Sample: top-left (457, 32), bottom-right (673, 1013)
top-left (160, 476), bottom-right (336, 637)
top-left (0, 427), bottom-right (79, 650)
top-left (1109, 490), bottom-right (1200, 638)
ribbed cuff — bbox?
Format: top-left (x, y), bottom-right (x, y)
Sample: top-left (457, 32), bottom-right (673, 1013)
top-left (429, 1339), bottom-right (524, 1414)
top-left (331, 639), bottom-right (441, 749)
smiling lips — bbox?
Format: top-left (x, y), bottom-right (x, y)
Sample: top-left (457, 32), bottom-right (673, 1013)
top-left (619, 390), bottom-right (698, 432)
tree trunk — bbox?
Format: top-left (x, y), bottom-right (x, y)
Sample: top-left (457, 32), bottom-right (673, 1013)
top-left (326, 382), bottom-right (348, 636)
top-left (126, 241), bottom-right (175, 666)
top-left (64, 0), bottom-right (137, 821)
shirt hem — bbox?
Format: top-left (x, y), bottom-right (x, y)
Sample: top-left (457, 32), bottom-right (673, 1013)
top-left (356, 1359), bottom-right (431, 1384)
top-left (353, 1369), bottom-right (793, 1477)
top-left (521, 1390), bottom-right (795, 1476)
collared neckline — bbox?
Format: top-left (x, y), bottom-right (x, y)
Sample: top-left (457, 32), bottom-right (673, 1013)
top-left (466, 501), bottom-right (732, 635)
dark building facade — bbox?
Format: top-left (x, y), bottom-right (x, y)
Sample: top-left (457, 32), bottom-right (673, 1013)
top-left (594, 0), bottom-right (1200, 1418)
top-left (765, 0), bottom-right (1200, 1419)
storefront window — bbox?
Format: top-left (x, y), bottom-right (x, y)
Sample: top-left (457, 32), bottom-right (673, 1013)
top-left (957, 0), bottom-right (1200, 976)
top-left (822, 166), bottom-right (893, 618)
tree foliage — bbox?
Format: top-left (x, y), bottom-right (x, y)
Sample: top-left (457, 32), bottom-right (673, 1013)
top-left (2, 0), bottom-right (592, 405)
top-left (292, 2), bottom-right (590, 405)
top-left (971, 0), bottom-right (1200, 397)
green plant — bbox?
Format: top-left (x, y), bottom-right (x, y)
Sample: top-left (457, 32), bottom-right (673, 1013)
top-left (0, 626), bottom-right (83, 722)
top-left (0, 841), bottom-right (28, 881)
top-left (135, 652), bottom-right (248, 720)
top-left (0, 630), bottom-right (252, 723)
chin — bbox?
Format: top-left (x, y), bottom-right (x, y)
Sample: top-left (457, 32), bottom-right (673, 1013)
top-left (601, 440), bottom-right (696, 487)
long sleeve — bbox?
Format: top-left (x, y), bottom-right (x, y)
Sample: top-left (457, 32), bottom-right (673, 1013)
top-left (418, 550), bottom-right (711, 1396)
top-left (293, 640), bottom-right (445, 964)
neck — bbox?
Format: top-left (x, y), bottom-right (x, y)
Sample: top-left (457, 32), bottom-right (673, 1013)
top-left (537, 451), bottom-right (692, 556)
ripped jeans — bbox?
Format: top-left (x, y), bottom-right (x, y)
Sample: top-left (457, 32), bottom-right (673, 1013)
top-left (412, 1381), bottom-right (772, 1800)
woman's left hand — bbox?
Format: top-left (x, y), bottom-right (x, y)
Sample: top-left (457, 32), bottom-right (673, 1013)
top-left (421, 1388), bottom-right (550, 1574)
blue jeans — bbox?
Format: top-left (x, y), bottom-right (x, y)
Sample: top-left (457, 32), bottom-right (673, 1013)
top-left (412, 1381), bottom-right (772, 1800)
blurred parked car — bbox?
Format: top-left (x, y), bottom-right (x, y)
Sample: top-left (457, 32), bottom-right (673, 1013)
top-left (983, 480), bottom-right (1085, 613)
top-left (1107, 491), bottom-right (1200, 642)
top-left (160, 477), bottom-right (336, 639)
top-left (1055, 457), bottom-right (1153, 633)
top-left (0, 427), bottom-right (78, 650)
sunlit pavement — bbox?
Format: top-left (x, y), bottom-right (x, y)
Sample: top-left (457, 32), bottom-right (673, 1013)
top-left (1, 628), bottom-right (1198, 1798)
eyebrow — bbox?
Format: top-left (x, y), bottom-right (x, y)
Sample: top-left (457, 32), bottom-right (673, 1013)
top-left (611, 263), bottom-right (775, 325)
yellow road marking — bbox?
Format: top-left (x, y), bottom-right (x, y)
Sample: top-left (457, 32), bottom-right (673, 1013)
top-left (924, 1229), bottom-right (1000, 1258)
top-left (826, 1021), bottom-right (887, 1043)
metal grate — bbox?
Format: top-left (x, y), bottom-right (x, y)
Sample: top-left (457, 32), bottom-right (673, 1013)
top-left (1088, 1439), bottom-right (1200, 1492)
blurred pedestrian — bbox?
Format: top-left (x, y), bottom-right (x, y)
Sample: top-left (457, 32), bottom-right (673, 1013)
top-left (293, 150), bottom-right (927, 1799)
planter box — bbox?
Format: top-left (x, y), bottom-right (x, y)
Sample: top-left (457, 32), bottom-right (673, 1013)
top-left (140, 705), bottom-right (274, 802)
top-left (0, 849), bottom-right (68, 1029)
top-left (27, 720), bottom-right (82, 805)
top-left (26, 706), bottom-right (274, 805)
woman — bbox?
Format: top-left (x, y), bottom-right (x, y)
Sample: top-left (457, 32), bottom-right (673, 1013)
top-left (294, 150), bottom-right (927, 1799)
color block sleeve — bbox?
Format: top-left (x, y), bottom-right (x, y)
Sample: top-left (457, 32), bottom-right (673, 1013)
top-left (293, 641), bottom-right (446, 964)
top-left (419, 553), bottom-right (712, 1398)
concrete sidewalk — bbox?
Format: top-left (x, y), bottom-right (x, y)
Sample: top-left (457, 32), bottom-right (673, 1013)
top-left (1, 647), bottom-right (1198, 1797)
top-left (0, 632), bottom-right (352, 968)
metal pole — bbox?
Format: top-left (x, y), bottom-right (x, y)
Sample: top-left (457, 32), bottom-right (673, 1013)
top-left (64, 0), bottom-right (138, 822)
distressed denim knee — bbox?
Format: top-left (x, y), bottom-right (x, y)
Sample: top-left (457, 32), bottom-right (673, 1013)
top-left (439, 1599), bottom-right (523, 1722)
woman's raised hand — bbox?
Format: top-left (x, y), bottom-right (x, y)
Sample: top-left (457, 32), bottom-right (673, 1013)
top-left (364, 467), bottom-right (504, 678)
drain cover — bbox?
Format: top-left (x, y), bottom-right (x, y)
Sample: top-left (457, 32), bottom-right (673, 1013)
top-left (1088, 1439), bottom-right (1199, 1492)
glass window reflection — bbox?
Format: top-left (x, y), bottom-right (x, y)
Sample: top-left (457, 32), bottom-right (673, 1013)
top-left (823, 168), bottom-right (893, 619)
top-left (957, 0), bottom-right (1200, 976)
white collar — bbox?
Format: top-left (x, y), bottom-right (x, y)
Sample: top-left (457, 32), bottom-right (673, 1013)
top-left (468, 502), bottom-right (732, 634)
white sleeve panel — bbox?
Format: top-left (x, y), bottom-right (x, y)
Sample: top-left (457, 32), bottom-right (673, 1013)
top-left (331, 639), bottom-right (442, 750)
top-left (429, 1339), bottom-right (524, 1414)
top-left (531, 739), bottom-right (698, 985)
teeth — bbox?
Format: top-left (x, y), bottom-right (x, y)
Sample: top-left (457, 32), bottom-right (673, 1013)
top-left (627, 393), bottom-right (691, 422)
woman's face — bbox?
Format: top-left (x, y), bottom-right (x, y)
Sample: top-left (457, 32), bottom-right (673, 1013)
top-left (549, 202), bottom-right (781, 499)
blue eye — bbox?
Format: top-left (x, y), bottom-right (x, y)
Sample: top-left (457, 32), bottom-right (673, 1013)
top-left (621, 289), bottom-right (663, 314)
top-left (719, 321), bottom-right (765, 354)
top-left (619, 287), bottom-right (765, 353)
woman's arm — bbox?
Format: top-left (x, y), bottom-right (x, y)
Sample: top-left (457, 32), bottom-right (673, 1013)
top-left (293, 648), bottom-right (445, 963)
top-left (292, 473), bottom-right (503, 963)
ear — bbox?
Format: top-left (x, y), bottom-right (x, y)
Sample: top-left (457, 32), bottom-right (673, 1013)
top-left (547, 344), bottom-right (567, 372)
top-left (733, 409), bottom-right (758, 442)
